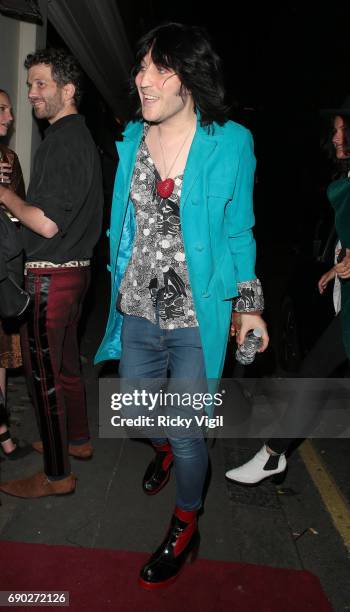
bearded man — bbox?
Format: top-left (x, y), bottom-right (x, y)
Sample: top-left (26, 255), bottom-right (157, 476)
top-left (0, 48), bottom-right (103, 497)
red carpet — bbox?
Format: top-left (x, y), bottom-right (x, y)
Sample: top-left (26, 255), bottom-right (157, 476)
top-left (0, 541), bottom-right (332, 611)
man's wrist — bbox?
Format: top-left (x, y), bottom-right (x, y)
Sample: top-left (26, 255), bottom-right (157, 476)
top-left (239, 311), bottom-right (263, 316)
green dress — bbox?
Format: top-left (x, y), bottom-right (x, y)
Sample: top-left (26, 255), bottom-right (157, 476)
top-left (327, 177), bottom-right (350, 359)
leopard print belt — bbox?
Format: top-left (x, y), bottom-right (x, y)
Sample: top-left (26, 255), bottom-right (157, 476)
top-left (24, 260), bottom-right (90, 274)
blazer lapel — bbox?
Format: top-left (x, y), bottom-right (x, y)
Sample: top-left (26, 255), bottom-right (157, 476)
top-left (116, 122), bottom-right (143, 202)
top-left (180, 125), bottom-right (218, 210)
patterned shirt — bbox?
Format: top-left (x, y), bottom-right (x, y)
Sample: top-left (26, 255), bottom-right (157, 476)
top-left (118, 128), bottom-right (198, 329)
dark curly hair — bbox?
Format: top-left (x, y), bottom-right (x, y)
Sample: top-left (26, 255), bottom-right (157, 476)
top-left (24, 48), bottom-right (83, 107)
top-left (130, 22), bottom-right (230, 128)
top-left (322, 114), bottom-right (350, 178)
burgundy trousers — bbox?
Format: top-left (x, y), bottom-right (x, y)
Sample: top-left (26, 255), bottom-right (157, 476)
top-left (21, 267), bottom-right (91, 478)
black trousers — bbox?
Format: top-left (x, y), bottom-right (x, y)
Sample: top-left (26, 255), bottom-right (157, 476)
top-left (268, 314), bottom-right (349, 454)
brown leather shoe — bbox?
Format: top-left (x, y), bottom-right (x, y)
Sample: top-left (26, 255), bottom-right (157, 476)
top-left (32, 440), bottom-right (93, 460)
top-left (0, 472), bottom-right (76, 498)
top-left (68, 442), bottom-right (93, 460)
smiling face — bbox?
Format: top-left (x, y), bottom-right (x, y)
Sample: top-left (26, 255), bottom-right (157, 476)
top-left (0, 91), bottom-right (13, 137)
top-left (135, 50), bottom-right (194, 126)
top-left (332, 115), bottom-right (350, 159)
top-left (27, 63), bottom-right (74, 124)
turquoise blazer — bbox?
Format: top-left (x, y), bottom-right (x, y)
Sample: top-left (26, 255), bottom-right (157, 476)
top-left (95, 115), bottom-right (257, 382)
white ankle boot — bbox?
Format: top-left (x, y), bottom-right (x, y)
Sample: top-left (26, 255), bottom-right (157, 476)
top-left (225, 444), bottom-right (287, 484)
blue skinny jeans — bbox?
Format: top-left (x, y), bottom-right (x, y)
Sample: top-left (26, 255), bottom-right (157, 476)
top-left (119, 314), bottom-right (208, 511)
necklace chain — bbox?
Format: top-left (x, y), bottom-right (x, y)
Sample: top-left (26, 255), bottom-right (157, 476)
top-left (158, 125), bottom-right (194, 180)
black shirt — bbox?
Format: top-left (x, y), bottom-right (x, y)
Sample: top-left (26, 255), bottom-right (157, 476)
top-left (23, 114), bottom-right (103, 263)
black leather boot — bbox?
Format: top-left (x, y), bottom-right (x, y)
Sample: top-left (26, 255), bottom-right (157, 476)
top-left (139, 507), bottom-right (199, 589)
top-left (142, 443), bottom-right (173, 495)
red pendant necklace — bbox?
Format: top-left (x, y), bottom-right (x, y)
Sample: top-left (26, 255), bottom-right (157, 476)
top-left (156, 177), bottom-right (175, 199)
top-left (156, 125), bottom-right (194, 198)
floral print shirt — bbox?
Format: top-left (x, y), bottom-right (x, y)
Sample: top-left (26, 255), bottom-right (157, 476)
top-left (118, 129), bottom-right (198, 329)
